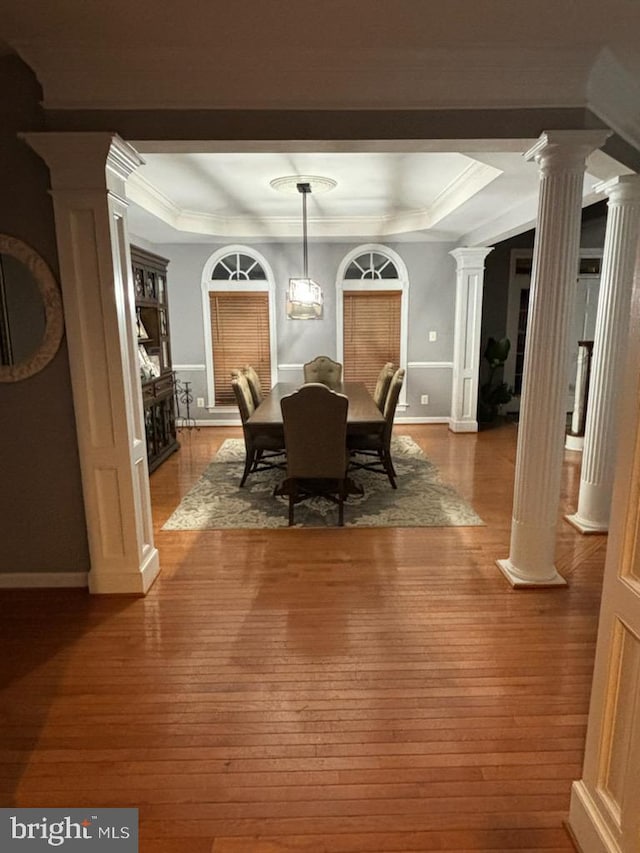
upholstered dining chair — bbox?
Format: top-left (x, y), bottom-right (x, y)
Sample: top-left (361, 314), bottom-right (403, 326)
top-left (275, 383), bottom-right (352, 526)
top-left (348, 367), bottom-right (405, 488)
top-left (373, 362), bottom-right (396, 412)
top-left (242, 364), bottom-right (264, 407)
top-left (303, 355), bottom-right (343, 387)
top-left (231, 372), bottom-right (285, 487)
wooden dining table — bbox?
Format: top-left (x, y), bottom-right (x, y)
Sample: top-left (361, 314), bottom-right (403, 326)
top-left (246, 381), bottom-right (385, 437)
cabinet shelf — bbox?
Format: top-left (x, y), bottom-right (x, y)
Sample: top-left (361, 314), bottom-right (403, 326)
top-left (131, 245), bottom-right (179, 473)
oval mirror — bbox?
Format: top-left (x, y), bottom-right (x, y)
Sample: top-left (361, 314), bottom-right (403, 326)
top-left (0, 235), bottom-right (64, 382)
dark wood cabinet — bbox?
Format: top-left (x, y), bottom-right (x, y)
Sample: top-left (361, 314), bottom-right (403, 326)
top-left (131, 245), bottom-right (179, 472)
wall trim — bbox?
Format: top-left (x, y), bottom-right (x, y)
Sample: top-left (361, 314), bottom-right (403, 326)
top-left (407, 361), bottom-right (454, 369)
top-left (174, 363), bottom-right (206, 372)
top-left (397, 416), bottom-right (450, 425)
top-left (189, 418), bottom-right (241, 427)
top-left (587, 48), bottom-right (640, 153)
top-left (449, 419), bottom-right (479, 433)
top-left (278, 363), bottom-right (304, 371)
top-left (0, 572), bottom-right (89, 589)
top-left (186, 416), bottom-right (450, 427)
top-left (568, 781), bottom-right (618, 853)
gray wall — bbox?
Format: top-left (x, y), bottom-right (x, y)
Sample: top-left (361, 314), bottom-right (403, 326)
top-left (138, 238), bottom-right (459, 420)
top-left (0, 56), bottom-right (89, 576)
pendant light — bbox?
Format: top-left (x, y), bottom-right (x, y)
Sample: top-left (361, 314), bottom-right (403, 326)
top-left (286, 181), bottom-right (323, 319)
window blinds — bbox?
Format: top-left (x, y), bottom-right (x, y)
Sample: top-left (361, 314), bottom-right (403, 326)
top-left (343, 291), bottom-right (401, 393)
top-left (209, 292), bottom-right (271, 405)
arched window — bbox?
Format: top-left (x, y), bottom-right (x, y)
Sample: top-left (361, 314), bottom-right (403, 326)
top-left (202, 247), bottom-right (277, 406)
top-left (336, 245), bottom-right (408, 403)
top-left (344, 251), bottom-right (400, 280)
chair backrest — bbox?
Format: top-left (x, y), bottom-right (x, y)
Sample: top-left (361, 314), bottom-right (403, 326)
top-left (303, 355), bottom-right (343, 387)
top-left (373, 362), bottom-right (395, 411)
top-left (231, 373), bottom-right (255, 426)
top-left (242, 364), bottom-right (264, 407)
top-left (281, 383), bottom-right (348, 480)
top-left (382, 368), bottom-right (405, 447)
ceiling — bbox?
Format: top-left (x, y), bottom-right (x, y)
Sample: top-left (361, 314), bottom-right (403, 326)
top-left (2, 0), bottom-right (639, 248)
top-left (125, 144), bottom-right (625, 247)
top-left (2, 1), bottom-right (640, 111)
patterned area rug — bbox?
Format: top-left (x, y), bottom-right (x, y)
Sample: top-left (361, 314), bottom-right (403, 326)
top-left (162, 436), bottom-right (484, 530)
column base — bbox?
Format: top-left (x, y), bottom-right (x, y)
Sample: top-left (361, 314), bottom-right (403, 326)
top-left (496, 558), bottom-right (567, 588)
top-left (569, 780), bottom-right (618, 853)
top-left (88, 547), bottom-right (161, 594)
top-left (449, 419), bottom-right (478, 433)
top-left (565, 433), bottom-right (584, 451)
top-left (565, 513), bottom-right (609, 535)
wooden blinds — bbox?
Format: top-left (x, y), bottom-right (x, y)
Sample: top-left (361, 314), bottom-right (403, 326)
top-left (343, 290), bottom-right (401, 393)
top-left (209, 292), bottom-right (271, 405)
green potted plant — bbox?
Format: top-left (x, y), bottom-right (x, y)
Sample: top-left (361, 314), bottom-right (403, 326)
top-left (478, 337), bottom-right (513, 424)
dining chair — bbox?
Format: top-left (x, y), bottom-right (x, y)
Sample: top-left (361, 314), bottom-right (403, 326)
top-left (373, 362), bottom-right (396, 412)
top-left (348, 367), bottom-right (405, 488)
top-left (242, 364), bottom-right (264, 407)
top-left (303, 355), bottom-right (343, 387)
top-left (275, 383), bottom-right (351, 525)
top-left (231, 372), bottom-right (285, 487)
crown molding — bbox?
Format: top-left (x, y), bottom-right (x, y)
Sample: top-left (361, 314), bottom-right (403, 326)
top-left (587, 48), bottom-right (640, 153)
top-left (127, 157), bottom-right (502, 239)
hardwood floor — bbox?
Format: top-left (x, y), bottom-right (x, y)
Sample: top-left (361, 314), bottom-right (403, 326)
top-left (0, 423), bottom-right (607, 852)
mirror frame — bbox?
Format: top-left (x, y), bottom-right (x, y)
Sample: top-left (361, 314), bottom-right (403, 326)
top-left (0, 234), bottom-right (64, 382)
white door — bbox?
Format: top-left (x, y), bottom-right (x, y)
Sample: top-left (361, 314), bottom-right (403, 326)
top-left (566, 274), bottom-right (599, 411)
top-left (569, 290), bottom-right (640, 851)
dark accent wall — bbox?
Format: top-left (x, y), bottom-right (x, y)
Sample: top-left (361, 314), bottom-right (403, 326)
top-left (0, 56), bottom-right (89, 575)
top-left (480, 200), bottom-right (608, 356)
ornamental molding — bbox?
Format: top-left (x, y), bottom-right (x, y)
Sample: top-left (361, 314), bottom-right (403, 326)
top-left (127, 159), bottom-right (502, 239)
top-left (586, 48), bottom-right (640, 154)
top-left (595, 173), bottom-right (640, 203)
top-left (524, 130), bottom-right (613, 170)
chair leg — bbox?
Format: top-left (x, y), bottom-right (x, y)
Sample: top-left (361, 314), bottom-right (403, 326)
top-left (288, 483), bottom-right (297, 526)
top-left (240, 450), bottom-right (254, 487)
top-left (381, 449), bottom-right (397, 489)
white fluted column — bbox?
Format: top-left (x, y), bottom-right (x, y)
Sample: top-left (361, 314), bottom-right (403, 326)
top-left (566, 174), bottom-right (640, 534)
top-left (497, 130), bottom-right (610, 588)
top-left (449, 247), bottom-right (493, 433)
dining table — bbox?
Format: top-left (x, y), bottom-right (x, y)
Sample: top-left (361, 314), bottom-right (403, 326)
top-left (246, 381), bottom-right (385, 437)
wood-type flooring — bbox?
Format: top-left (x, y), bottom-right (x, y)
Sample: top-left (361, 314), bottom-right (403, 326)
top-left (0, 423), bottom-right (607, 852)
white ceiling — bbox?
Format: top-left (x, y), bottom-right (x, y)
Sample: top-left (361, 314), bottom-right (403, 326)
top-left (125, 144), bottom-right (624, 247)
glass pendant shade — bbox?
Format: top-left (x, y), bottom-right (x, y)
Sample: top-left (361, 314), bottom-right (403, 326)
top-left (287, 277), bottom-right (323, 319)
top-left (286, 182), bottom-right (323, 319)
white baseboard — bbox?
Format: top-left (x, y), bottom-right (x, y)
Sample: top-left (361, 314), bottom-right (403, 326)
top-left (396, 416), bottom-right (451, 424)
top-left (187, 417), bottom-right (451, 427)
top-left (0, 572), bottom-right (89, 589)
top-left (569, 780), bottom-right (620, 853)
top-left (177, 418), bottom-right (240, 427)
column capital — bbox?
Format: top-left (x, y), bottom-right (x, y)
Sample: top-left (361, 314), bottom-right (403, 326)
top-left (525, 130), bottom-right (611, 172)
top-left (449, 246), bottom-right (494, 270)
top-left (21, 132), bottom-right (144, 192)
top-left (596, 173), bottom-right (640, 204)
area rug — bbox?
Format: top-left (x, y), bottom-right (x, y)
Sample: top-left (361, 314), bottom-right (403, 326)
top-left (162, 436), bottom-right (483, 530)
